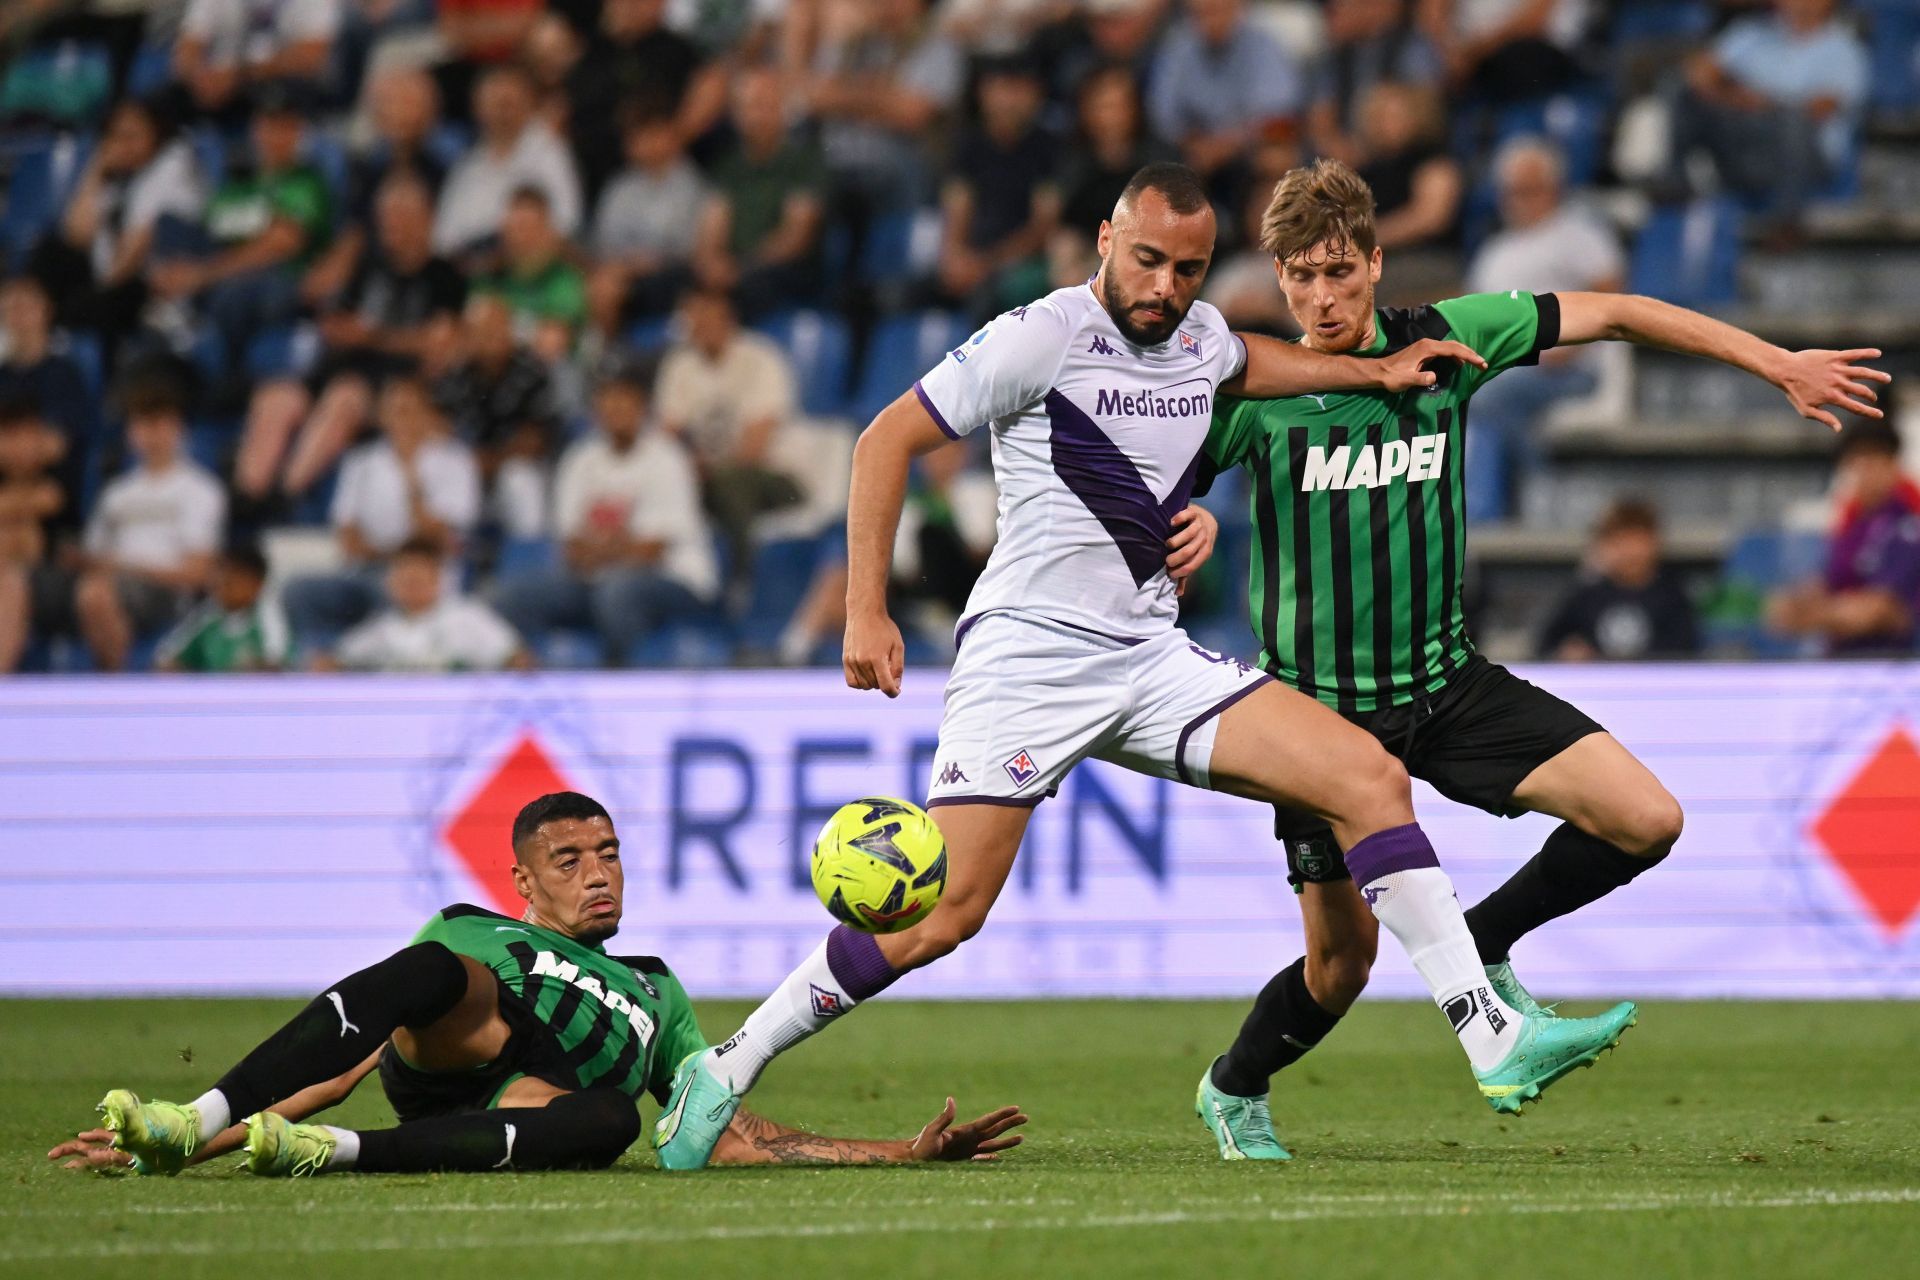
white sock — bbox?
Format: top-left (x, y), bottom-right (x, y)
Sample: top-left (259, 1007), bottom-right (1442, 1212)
top-left (321, 1126), bottom-right (359, 1170)
top-left (1364, 867), bottom-right (1522, 1072)
top-left (706, 939), bottom-right (860, 1094)
top-left (189, 1090), bottom-right (231, 1142)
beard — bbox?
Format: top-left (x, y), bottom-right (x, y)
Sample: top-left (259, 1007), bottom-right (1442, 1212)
top-left (1098, 264), bottom-right (1187, 346)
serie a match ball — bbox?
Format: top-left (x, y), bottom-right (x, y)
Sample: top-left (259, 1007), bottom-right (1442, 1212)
top-left (811, 797), bottom-right (948, 933)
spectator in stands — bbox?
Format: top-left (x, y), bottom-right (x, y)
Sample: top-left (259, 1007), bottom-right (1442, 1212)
top-left (935, 55), bottom-right (1060, 319)
top-left (1053, 0), bottom-right (1168, 102)
top-left (145, 85), bottom-right (334, 380)
top-left (155, 542), bottom-right (289, 671)
top-left (808, 0), bottom-right (965, 234)
top-left (1767, 422), bottom-right (1920, 656)
top-left (1537, 498), bottom-right (1701, 660)
top-left (1054, 64), bottom-right (1178, 240)
top-left (473, 186), bottom-right (586, 361)
top-left (1350, 83), bottom-right (1462, 256)
top-left (654, 286), bottom-right (802, 588)
top-left (691, 66), bottom-right (826, 317)
top-left (588, 105), bottom-right (710, 331)
top-left (1462, 136), bottom-right (1623, 522)
top-left (321, 535), bottom-right (531, 671)
top-left (173, 0), bottom-right (341, 121)
top-left (310, 66), bottom-right (448, 306)
top-left (1148, 0), bottom-right (1304, 194)
top-left (940, 0), bottom-right (1072, 56)
top-left (432, 64), bottom-right (582, 260)
top-left (1307, 0), bottom-right (1443, 167)
top-left (435, 293), bottom-right (560, 538)
top-left (0, 395), bottom-right (68, 673)
top-left (282, 373), bottom-right (479, 642)
top-left (0, 276), bottom-right (90, 458)
top-left (524, 13), bottom-right (584, 128)
top-left (494, 360), bottom-right (719, 663)
top-left (70, 379), bottom-right (226, 670)
top-left (564, 0), bottom-right (727, 204)
top-left (235, 173), bottom-right (466, 511)
top-left (33, 97), bottom-right (203, 350)
top-left (433, 0), bottom-right (546, 125)
top-left (1418, 0), bottom-right (1587, 104)
top-left (1670, 0), bottom-right (1870, 235)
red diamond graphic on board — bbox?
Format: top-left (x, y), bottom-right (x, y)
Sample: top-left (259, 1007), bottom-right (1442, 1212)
top-left (1809, 725), bottom-right (1920, 938)
top-left (442, 733), bottom-right (577, 913)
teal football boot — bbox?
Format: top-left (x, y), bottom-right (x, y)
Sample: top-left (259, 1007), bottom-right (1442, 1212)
top-left (1476, 1002), bottom-right (1638, 1114)
top-left (1485, 960), bottom-right (1551, 1019)
top-left (1195, 1059), bottom-right (1291, 1161)
top-left (652, 1051), bottom-right (741, 1171)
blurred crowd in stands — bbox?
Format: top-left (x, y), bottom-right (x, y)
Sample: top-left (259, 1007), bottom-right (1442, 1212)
top-left (0, 0), bottom-right (1914, 673)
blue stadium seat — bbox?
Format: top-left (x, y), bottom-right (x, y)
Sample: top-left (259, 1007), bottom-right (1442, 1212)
top-left (1629, 198), bottom-right (1742, 308)
top-left (245, 326), bottom-right (305, 380)
top-left (753, 308), bottom-right (853, 418)
top-left (1861, 0), bottom-right (1920, 112)
top-left (538, 629), bottom-right (604, 670)
top-left (1, 132), bottom-right (92, 268)
top-left (737, 533), bottom-right (831, 651)
top-left (856, 209), bottom-right (920, 286)
top-left (126, 42), bottom-right (175, 98)
top-left (496, 536), bottom-right (559, 575)
top-left (1607, 1), bottom-right (1711, 45)
top-left (1712, 528), bottom-right (1828, 656)
top-left (850, 310), bottom-right (969, 426)
top-left (624, 613), bottom-right (737, 669)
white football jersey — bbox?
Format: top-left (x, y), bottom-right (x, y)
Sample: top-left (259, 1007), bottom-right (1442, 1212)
top-left (914, 283), bottom-right (1246, 638)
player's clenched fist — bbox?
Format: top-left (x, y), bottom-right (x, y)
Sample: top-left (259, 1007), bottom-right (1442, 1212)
top-left (844, 610), bottom-right (906, 697)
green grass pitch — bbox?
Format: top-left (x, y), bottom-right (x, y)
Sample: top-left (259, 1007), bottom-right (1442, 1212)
top-left (3, 998), bottom-right (1917, 1279)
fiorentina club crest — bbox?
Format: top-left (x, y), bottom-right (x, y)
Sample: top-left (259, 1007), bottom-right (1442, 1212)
top-left (1178, 331), bottom-right (1202, 360)
top-left (1003, 749), bottom-right (1040, 789)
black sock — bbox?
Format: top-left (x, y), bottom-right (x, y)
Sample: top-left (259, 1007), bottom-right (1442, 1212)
top-left (1211, 957), bottom-right (1343, 1098)
top-left (1464, 823), bottom-right (1667, 965)
top-left (355, 1088), bottom-right (641, 1173)
top-left (214, 942), bottom-right (469, 1119)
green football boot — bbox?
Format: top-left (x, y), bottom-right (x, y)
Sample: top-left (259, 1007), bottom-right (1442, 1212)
top-left (1195, 1059), bottom-right (1291, 1161)
top-left (1485, 960), bottom-right (1551, 1019)
top-left (1475, 1002), bottom-right (1638, 1114)
top-left (652, 1051), bottom-right (741, 1171)
top-left (97, 1090), bottom-right (200, 1176)
top-left (242, 1112), bottom-right (339, 1177)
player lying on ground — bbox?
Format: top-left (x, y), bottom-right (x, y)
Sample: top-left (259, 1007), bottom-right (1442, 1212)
top-left (73, 792), bottom-right (1025, 1176)
top-left (1176, 158), bottom-right (1891, 1160)
top-left (651, 163), bottom-right (1639, 1172)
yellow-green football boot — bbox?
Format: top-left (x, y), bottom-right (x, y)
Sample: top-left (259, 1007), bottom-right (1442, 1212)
top-left (242, 1111), bottom-right (339, 1177)
top-left (97, 1090), bottom-right (200, 1176)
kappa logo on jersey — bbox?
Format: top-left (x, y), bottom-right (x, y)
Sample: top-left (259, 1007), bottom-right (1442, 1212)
top-left (1088, 334), bottom-right (1117, 356)
top-left (1003, 749), bottom-right (1041, 788)
top-left (1301, 435), bottom-right (1448, 492)
top-left (935, 761), bottom-right (970, 786)
top-left (809, 984), bottom-right (847, 1019)
top-left (529, 950), bottom-right (657, 1044)
top-left (1179, 331), bottom-right (1202, 360)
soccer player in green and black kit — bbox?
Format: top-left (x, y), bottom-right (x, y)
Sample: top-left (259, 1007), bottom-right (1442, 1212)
top-left (82, 792), bottom-right (1024, 1176)
top-left (1192, 159), bottom-right (1891, 1160)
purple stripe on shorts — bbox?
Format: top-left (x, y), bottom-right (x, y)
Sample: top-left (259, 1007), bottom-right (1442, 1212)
top-left (1344, 822), bottom-right (1440, 888)
top-left (914, 380), bottom-right (960, 439)
top-left (825, 924), bottom-right (901, 1001)
top-left (926, 792), bottom-right (1050, 809)
top-left (1173, 673), bottom-right (1274, 785)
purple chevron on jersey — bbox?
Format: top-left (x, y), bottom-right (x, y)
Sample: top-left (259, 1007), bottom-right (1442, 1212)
top-left (1044, 389), bottom-right (1204, 587)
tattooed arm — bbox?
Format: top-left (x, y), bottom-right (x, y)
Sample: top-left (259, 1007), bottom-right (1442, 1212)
top-left (708, 1097), bottom-right (1027, 1167)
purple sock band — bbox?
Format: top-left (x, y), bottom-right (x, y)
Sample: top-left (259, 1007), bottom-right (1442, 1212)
top-left (1344, 822), bottom-right (1440, 888)
top-left (825, 925), bottom-right (901, 1001)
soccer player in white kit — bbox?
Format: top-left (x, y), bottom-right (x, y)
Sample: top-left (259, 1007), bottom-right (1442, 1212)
top-left (652, 165), bottom-right (1636, 1168)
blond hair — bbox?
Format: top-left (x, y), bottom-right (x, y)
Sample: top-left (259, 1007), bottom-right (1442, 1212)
top-left (1259, 158), bottom-right (1378, 264)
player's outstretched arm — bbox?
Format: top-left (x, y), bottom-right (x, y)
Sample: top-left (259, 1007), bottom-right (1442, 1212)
top-left (1554, 292), bottom-right (1891, 432)
top-left (1228, 333), bottom-right (1488, 398)
top-left (47, 1050), bottom-right (381, 1172)
top-left (708, 1097), bottom-right (1027, 1167)
top-left (844, 391), bottom-right (954, 699)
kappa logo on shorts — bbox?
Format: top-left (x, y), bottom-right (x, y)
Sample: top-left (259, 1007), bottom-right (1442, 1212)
top-left (1003, 749), bottom-right (1041, 788)
top-left (809, 984), bottom-right (847, 1019)
top-left (936, 761), bottom-right (970, 786)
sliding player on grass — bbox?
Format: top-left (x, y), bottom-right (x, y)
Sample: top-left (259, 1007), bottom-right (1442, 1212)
top-left (1186, 158), bottom-right (1890, 1159)
top-left (78, 792), bottom-right (1024, 1176)
top-left (651, 163), bottom-right (1641, 1172)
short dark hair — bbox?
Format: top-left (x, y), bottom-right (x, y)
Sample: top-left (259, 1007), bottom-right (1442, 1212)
top-left (120, 376), bottom-right (188, 421)
top-left (507, 184), bottom-right (552, 214)
top-left (221, 543), bottom-right (269, 579)
top-left (512, 791), bottom-right (613, 858)
top-left (393, 535), bottom-right (444, 564)
top-left (1837, 420), bottom-right (1901, 462)
top-left (0, 391), bottom-right (44, 427)
top-left (1594, 497), bottom-right (1660, 539)
top-left (1117, 162), bottom-right (1211, 218)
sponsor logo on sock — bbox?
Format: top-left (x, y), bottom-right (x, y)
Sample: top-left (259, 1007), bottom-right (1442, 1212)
top-left (809, 984), bottom-right (847, 1019)
top-left (1444, 990), bottom-right (1478, 1033)
top-left (1003, 749), bottom-right (1040, 788)
top-left (494, 1123), bottom-right (517, 1169)
top-left (714, 1031), bottom-right (747, 1057)
top-left (324, 991), bottom-right (359, 1038)
top-left (1479, 986), bottom-right (1507, 1034)
top-left (1280, 1033), bottom-right (1312, 1050)
top-left (935, 762), bottom-right (971, 786)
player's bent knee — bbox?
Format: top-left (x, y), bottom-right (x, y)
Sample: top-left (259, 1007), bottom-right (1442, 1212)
top-left (1608, 789), bottom-right (1684, 858)
top-left (1336, 747), bottom-right (1412, 826)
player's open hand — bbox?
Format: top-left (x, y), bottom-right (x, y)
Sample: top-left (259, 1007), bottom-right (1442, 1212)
top-left (1777, 348), bottom-right (1891, 431)
top-left (1166, 506), bottom-right (1217, 597)
top-left (909, 1097), bottom-right (1028, 1162)
top-left (47, 1128), bottom-right (133, 1172)
top-left (844, 609), bottom-right (906, 698)
top-left (1377, 338), bottom-right (1488, 392)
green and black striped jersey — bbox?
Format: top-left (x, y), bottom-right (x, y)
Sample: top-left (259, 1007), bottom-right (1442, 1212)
top-left (412, 904), bottom-right (707, 1103)
top-left (1202, 291), bottom-right (1560, 712)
